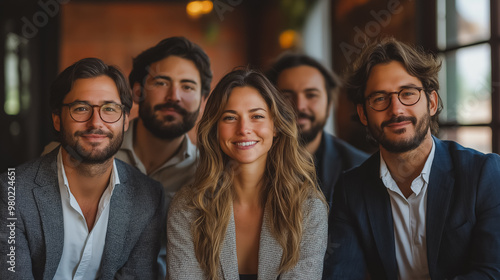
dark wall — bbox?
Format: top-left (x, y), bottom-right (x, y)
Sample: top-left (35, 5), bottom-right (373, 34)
top-left (331, 0), bottom-right (418, 153)
top-left (0, 0), bottom-right (59, 170)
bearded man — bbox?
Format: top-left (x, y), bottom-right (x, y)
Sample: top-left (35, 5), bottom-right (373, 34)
top-left (267, 54), bottom-right (368, 206)
top-left (123, 36), bottom-right (212, 279)
top-left (123, 36), bottom-right (212, 197)
top-left (323, 38), bottom-right (500, 280)
top-left (0, 58), bottom-right (166, 279)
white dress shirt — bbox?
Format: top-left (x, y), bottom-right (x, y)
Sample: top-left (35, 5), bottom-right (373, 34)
top-left (380, 139), bottom-right (435, 280)
top-left (53, 149), bottom-right (119, 280)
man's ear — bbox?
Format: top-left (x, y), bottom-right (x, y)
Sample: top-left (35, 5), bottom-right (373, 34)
top-left (357, 104), bottom-right (368, 126)
top-left (327, 88), bottom-right (338, 117)
top-left (52, 113), bottom-right (61, 132)
top-left (132, 82), bottom-right (143, 103)
top-left (123, 113), bottom-right (130, 132)
top-left (428, 90), bottom-right (439, 117)
top-left (325, 100), bottom-right (333, 119)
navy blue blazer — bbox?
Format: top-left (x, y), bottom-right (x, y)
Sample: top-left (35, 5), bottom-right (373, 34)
top-left (323, 137), bottom-right (500, 280)
top-left (315, 131), bottom-right (369, 206)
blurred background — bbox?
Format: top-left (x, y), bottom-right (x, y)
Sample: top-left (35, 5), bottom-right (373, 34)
top-left (1, 0), bottom-right (499, 170)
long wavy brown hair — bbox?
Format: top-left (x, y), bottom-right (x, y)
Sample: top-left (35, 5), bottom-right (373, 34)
top-left (185, 68), bottom-right (325, 279)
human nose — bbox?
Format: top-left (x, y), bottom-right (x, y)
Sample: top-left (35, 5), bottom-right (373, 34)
top-left (88, 106), bottom-right (104, 127)
top-left (166, 84), bottom-right (181, 102)
top-left (387, 92), bottom-right (405, 114)
top-left (237, 118), bottom-right (251, 135)
top-left (296, 94), bottom-right (307, 112)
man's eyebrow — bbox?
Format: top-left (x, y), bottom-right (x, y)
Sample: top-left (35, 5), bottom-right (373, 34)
top-left (152, 75), bottom-right (198, 85)
top-left (70, 100), bottom-right (119, 105)
top-left (181, 79), bottom-right (198, 85)
top-left (399, 84), bottom-right (422, 89)
top-left (369, 84), bottom-right (422, 94)
top-left (152, 75), bottom-right (172, 81)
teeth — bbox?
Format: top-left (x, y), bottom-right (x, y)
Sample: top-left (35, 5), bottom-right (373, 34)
top-left (236, 141), bottom-right (257, 147)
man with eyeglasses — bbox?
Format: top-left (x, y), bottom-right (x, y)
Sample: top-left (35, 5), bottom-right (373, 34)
top-left (38, 37), bottom-right (211, 279)
top-left (323, 38), bottom-right (500, 280)
top-left (0, 58), bottom-right (166, 279)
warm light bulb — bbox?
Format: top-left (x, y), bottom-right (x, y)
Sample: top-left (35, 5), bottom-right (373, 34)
top-left (186, 1), bottom-right (203, 18)
top-left (279, 29), bottom-right (298, 49)
top-left (201, 0), bottom-right (213, 14)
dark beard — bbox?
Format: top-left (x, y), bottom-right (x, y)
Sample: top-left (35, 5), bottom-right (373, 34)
top-left (298, 122), bottom-right (324, 145)
top-left (297, 112), bottom-right (326, 145)
top-left (139, 101), bottom-right (199, 140)
top-left (60, 125), bottom-right (124, 165)
top-left (369, 114), bottom-right (430, 153)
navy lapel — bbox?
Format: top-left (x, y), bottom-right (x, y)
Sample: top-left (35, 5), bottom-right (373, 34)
top-left (321, 133), bottom-right (342, 195)
top-left (363, 154), bottom-right (399, 280)
top-left (100, 161), bottom-right (132, 272)
top-left (32, 149), bottom-right (64, 279)
top-left (426, 138), bottom-right (454, 277)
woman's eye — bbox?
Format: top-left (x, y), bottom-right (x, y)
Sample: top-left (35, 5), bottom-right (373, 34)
top-left (222, 116), bottom-right (236, 121)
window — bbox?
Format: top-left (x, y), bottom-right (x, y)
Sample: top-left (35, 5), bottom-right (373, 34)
top-left (4, 32), bottom-right (30, 117)
top-left (434, 0), bottom-right (499, 153)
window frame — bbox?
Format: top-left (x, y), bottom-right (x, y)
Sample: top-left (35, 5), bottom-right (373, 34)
top-left (420, 0), bottom-right (500, 154)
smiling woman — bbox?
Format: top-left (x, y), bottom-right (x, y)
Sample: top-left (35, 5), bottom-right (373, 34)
top-left (166, 69), bottom-right (328, 280)
top-left (218, 86), bottom-right (276, 167)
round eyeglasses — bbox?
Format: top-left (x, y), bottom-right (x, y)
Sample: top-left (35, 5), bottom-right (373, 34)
top-left (62, 101), bottom-right (125, 123)
top-left (365, 87), bottom-right (423, 111)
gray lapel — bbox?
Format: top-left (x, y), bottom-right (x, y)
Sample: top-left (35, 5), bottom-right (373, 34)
top-left (257, 209), bottom-right (282, 280)
top-left (100, 162), bottom-right (132, 274)
top-left (426, 138), bottom-right (454, 277)
top-left (220, 207), bottom-right (240, 280)
top-left (219, 204), bottom-right (283, 279)
top-left (32, 149), bottom-right (64, 280)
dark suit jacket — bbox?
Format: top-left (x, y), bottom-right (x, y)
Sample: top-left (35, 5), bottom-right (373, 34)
top-left (315, 131), bottom-right (369, 206)
top-left (323, 137), bottom-right (500, 280)
top-left (0, 148), bottom-right (167, 280)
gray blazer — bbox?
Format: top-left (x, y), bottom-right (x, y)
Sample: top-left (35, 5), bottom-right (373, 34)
top-left (167, 187), bottom-right (328, 280)
top-left (0, 148), bottom-right (167, 280)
